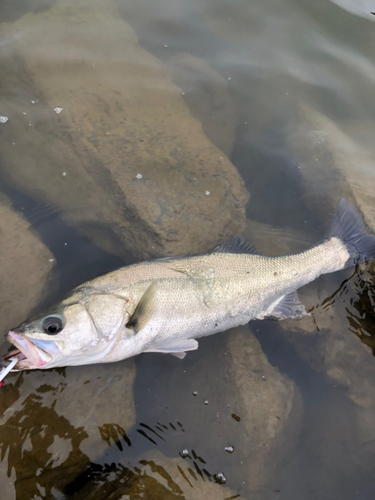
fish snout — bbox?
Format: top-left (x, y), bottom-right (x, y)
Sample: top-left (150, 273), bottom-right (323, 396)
top-left (5, 331), bottom-right (53, 369)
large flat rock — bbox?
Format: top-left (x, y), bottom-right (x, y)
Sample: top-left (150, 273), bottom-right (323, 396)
top-left (0, 0), bottom-right (248, 260)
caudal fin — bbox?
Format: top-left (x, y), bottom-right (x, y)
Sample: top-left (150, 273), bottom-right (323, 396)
top-left (326, 199), bottom-right (375, 268)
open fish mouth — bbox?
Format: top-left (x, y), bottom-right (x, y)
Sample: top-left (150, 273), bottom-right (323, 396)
top-left (2, 331), bottom-right (53, 370)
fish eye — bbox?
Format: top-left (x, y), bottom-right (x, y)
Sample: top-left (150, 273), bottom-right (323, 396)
top-left (42, 317), bottom-right (63, 335)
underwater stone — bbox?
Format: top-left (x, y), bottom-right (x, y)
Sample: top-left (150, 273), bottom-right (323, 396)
top-left (0, 0), bottom-right (248, 261)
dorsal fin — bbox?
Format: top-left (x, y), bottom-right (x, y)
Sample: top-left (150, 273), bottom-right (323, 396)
top-left (126, 282), bottom-right (157, 333)
top-left (213, 236), bottom-right (262, 255)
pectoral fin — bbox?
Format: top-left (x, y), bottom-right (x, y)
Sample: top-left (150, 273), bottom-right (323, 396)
top-left (264, 291), bottom-right (309, 320)
top-left (145, 338), bottom-right (199, 359)
top-left (126, 282), bottom-right (157, 333)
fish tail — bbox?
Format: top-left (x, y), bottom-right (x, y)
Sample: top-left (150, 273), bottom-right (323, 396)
top-left (326, 199), bottom-right (375, 269)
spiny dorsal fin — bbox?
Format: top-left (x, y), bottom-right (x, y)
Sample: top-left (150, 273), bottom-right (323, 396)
top-left (126, 282), bottom-right (157, 333)
top-left (213, 235), bottom-right (262, 255)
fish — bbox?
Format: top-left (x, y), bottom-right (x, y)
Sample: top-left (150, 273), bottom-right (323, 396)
top-left (1, 199), bottom-right (375, 373)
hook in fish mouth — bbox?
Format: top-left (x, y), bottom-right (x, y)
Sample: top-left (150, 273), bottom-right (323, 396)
top-left (1, 331), bottom-right (53, 370)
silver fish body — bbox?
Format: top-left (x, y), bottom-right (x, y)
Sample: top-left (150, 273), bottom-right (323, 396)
top-left (3, 199), bottom-right (375, 370)
top-left (66, 238), bottom-right (346, 361)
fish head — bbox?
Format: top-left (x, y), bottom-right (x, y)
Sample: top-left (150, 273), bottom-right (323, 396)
top-left (4, 291), bottom-right (131, 370)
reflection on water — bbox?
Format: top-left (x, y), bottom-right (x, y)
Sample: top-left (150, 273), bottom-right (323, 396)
top-left (1, 0), bottom-right (375, 498)
top-left (0, 381), bottom-right (90, 499)
top-left (347, 270), bottom-right (375, 354)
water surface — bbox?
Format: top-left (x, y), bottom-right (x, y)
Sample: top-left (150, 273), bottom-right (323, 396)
top-left (1, 0), bottom-right (375, 499)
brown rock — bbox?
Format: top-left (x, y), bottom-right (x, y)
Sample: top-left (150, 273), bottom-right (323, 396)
top-left (226, 327), bottom-right (303, 494)
top-left (0, 194), bottom-right (55, 336)
top-left (52, 361), bottom-right (136, 459)
top-left (140, 325), bottom-right (303, 498)
top-left (0, 0), bottom-right (248, 260)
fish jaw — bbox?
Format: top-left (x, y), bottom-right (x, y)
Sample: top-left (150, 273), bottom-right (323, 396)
top-left (4, 331), bottom-right (57, 370)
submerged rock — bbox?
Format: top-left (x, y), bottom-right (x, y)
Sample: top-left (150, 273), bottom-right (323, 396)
top-left (0, 194), bottom-right (56, 336)
top-left (134, 325), bottom-right (302, 498)
top-left (0, 359), bottom-right (136, 499)
top-left (0, 0), bottom-right (248, 261)
top-left (226, 327), bottom-right (303, 494)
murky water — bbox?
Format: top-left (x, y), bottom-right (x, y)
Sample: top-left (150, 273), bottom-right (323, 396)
top-left (1, 0), bottom-right (375, 498)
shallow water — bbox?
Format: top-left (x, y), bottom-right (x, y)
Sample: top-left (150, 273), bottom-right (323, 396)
top-left (1, 0), bottom-right (375, 499)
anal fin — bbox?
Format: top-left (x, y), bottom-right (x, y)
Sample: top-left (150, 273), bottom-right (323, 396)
top-left (264, 291), bottom-right (309, 320)
top-left (145, 338), bottom-right (199, 359)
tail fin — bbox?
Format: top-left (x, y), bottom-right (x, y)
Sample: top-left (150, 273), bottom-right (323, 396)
top-left (326, 199), bottom-right (375, 268)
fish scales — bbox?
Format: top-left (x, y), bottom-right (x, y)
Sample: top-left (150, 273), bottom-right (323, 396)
top-left (1, 199), bottom-right (375, 371)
